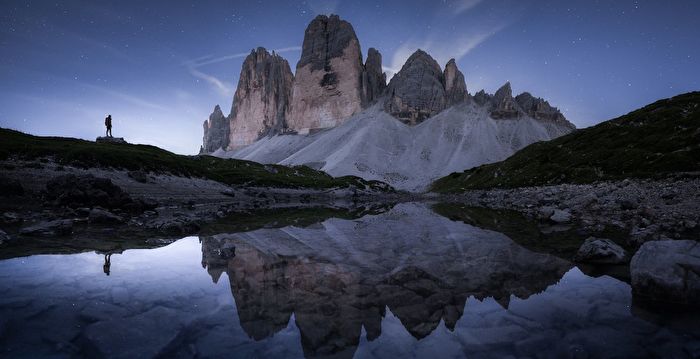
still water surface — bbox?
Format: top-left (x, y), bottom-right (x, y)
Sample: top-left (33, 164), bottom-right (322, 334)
top-left (0, 203), bottom-right (698, 358)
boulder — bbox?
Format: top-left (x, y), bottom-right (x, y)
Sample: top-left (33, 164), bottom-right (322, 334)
top-left (20, 219), bottom-right (73, 236)
top-left (201, 105), bottom-right (230, 153)
top-left (631, 240), bottom-right (700, 304)
top-left (384, 49), bottom-right (446, 125)
top-left (549, 209), bottom-right (572, 223)
top-left (89, 208), bottom-right (125, 224)
top-left (287, 14), bottom-right (366, 134)
top-left (228, 47), bottom-right (295, 149)
top-left (574, 237), bottom-right (627, 264)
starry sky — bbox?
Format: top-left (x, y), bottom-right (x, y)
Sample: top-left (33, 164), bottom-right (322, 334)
top-left (1, 0), bottom-right (698, 154)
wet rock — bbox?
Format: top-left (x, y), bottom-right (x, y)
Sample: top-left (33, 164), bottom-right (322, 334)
top-left (0, 177), bottom-right (24, 197)
top-left (550, 209), bottom-right (572, 223)
top-left (89, 208), bottom-right (125, 224)
top-left (631, 240), bottom-right (700, 304)
top-left (19, 219), bottom-right (73, 236)
top-left (2, 212), bottom-right (21, 224)
top-left (537, 206), bottom-right (556, 220)
top-left (574, 237), bottom-right (627, 264)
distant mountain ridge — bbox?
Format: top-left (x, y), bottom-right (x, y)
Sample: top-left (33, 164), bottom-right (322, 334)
top-left (200, 14), bottom-right (575, 190)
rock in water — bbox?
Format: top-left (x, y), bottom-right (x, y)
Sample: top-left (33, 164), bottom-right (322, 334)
top-left (228, 47), bottom-right (295, 149)
top-left (384, 49), bottom-right (446, 125)
top-left (96, 137), bottom-right (127, 144)
top-left (631, 240), bottom-right (700, 304)
top-left (574, 237), bottom-right (627, 264)
top-left (201, 105), bottom-right (230, 153)
top-left (286, 15), bottom-right (366, 134)
top-left (443, 59), bottom-right (467, 107)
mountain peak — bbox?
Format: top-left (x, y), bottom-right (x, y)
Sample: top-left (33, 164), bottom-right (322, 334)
top-left (444, 58), bottom-right (467, 106)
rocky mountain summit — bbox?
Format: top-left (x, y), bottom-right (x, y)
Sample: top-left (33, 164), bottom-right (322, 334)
top-left (286, 14), bottom-right (385, 134)
top-left (200, 14), bottom-right (574, 190)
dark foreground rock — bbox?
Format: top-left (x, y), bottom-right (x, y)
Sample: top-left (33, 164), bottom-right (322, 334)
top-left (20, 219), bottom-right (73, 237)
top-left (45, 174), bottom-right (154, 213)
top-left (574, 237), bottom-right (627, 264)
top-left (0, 177), bottom-right (25, 197)
top-left (89, 208), bottom-right (125, 224)
top-left (631, 240), bottom-right (700, 304)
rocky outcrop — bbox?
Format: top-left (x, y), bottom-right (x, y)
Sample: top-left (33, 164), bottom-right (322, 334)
top-left (574, 237), bottom-right (627, 264)
top-left (228, 47), bottom-right (295, 149)
top-left (361, 47), bottom-right (386, 106)
top-left (201, 105), bottom-right (229, 153)
top-left (472, 90), bottom-right (492, 106)
top-left (515, 92), bottom-right (575, 131)
top-left (44, 174), bottom-right (154, 213)
top-left (384, 50), bottom-right (447, 125)
top-left (490, 82), bottom-right (522, 119)
top-left (286, 15), bottom-right (367, 134)
top-left (443, 59), bottom-right (467, 107)
top-left (631, 240), bottom-right (700, 304)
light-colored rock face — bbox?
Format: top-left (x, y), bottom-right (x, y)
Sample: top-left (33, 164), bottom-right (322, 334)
top-left (201, 105), bottom-right (229, 153)
top-left (228, 47), bottom-right (294, 149)
top-left (443, 58), bottom-right (467, 107)
top-left (286, 15), bottom-right (365, 134)
top-left (361, 47), bottom-right (386, 106)
top-left (490, 82), bottom-right (521, 119)
top-left (384, 49), bottom-right (446, 125)
top-left (631, 239), bottom-right (700, 304)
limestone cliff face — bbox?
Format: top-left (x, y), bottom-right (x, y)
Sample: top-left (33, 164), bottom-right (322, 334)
top-left (227, 47), bottom-right (294, 149)
top-left (443, 58), bottom-right (468, 107)
top-left (361, 48), bottom-right (387, 106)
top-left (490, 82), bottom-right (522, 119)
top-left (515, 92), bottom-right (575, 131)
top-left (286, 14), bottom-right (383, 134)
top-left (201, 105), bottom-right (229, 153)
top-left (384, 50), bottom-right (447, 125)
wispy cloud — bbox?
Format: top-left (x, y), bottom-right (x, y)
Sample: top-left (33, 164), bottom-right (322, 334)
top-left (188, 67), bottom-right (234, 97)
top-left (453, 0), bottom-right (484, 15)
top-left (385, 24), bottom-right (505, 80)
top-left (184, 46), bottom-right (301, 97)
top-left (81, 83), bottom-right (170, 111)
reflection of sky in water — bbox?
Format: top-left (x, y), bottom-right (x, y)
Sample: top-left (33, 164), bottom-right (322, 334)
top-left (0, 237), bottom-right (698, 358)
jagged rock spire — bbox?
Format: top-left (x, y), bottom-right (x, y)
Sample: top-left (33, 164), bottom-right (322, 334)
top-left (201, 104), bottom-right (229, 153)
top-left (443, 58), bottom-right (467, 107)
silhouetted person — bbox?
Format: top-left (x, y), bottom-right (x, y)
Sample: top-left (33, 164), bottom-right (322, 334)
top-left (103, 253), bottom-right (112, 275)
top-left (105, 115), bottom-right (113, 137)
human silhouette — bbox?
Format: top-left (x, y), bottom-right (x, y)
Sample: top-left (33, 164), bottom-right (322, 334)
top-left (105, 115), bottom-right (113, 137)
top-left (103, 253), bottom-right (112, 275)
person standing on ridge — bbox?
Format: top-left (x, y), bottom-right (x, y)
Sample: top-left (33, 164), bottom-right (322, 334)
top-left (105, 114), bottom-right (113, 137)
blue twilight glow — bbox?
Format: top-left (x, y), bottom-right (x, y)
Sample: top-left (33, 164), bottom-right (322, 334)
top-left (1, 0), bottom-right (698, 154)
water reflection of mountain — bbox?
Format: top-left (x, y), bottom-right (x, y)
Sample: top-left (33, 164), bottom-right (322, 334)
top-left (201, 203), bottom-right (573, 358)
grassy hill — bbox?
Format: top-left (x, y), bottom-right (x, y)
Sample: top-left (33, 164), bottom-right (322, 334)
top-left (432, 91), bottom-right (700, 192)
top-left (0, 128), bottom-right (391, 191)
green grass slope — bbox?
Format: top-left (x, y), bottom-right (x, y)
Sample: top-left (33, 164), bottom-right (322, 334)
top-left (432, 91), bottom-right (700, 192)
top-left (0, 128), bottom-right (391, 191)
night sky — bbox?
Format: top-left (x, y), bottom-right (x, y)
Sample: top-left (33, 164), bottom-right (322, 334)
top-left (1, 1), bottom-right (698, 154)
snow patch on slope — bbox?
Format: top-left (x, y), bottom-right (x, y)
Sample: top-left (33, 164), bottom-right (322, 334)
top-left (219, 102), bottom-right (571, 191)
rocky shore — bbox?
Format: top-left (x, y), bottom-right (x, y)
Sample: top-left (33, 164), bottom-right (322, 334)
top-left (0, 158), bottom-right (404, 251)
top-left (441, 177), bottom-right (700, 245)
